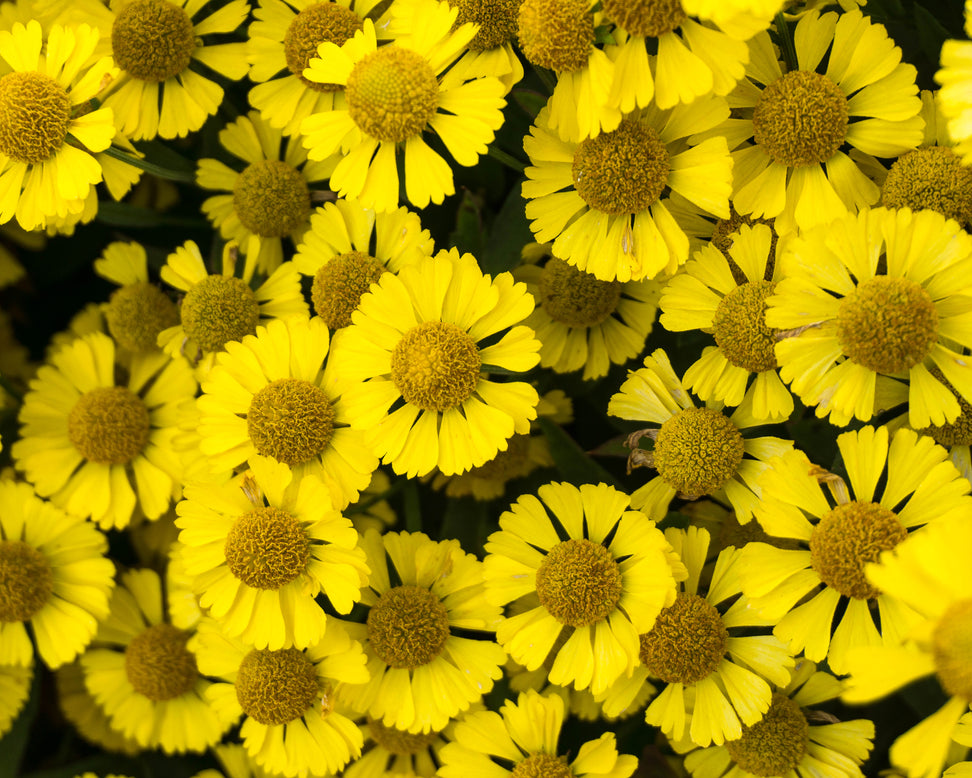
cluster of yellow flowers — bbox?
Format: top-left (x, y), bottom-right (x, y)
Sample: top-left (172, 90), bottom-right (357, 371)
top-left (1, 0), bottom-right (972, 777)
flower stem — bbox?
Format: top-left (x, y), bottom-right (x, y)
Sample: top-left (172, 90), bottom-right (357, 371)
top-left (488, 146), bottom-right (527, 173)
top-left (99, 144), bottom-right (197, 183)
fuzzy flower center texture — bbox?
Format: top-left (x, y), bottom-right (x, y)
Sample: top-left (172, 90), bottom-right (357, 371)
top-left (639, 591), bottom-right (728, 684)
top-left (180, 274), bottom-right (261, 352)
top-left (311, 251), bottom-right (386, 329)
top-left (653, 407), bottom-right (745, 499)
top-left (512, 753), bottom-right (574, 778)
top-left (517, 0), bottom-right (593, 72)
top-left (391, 321), bottom-right (481, 412)
top-left (882, 146), bottom-right (972, 227)
top-left (106, 282), bottom-right (180, 352)
top-left (112, 0), bottom-right (196, 82)
top-left (68, 386), bottom-right (151, 465)
top-left (712, 281), bottom-right (779, 373)
top-left (224, 506), bottom-right (310, 590)
top-left (0, 72), bottom-right (71, 164)
top-left (345, 46), bottom-right (439, 143)
top-left (0, 540), bottom-right (54, 623)
top-left (124, 623), bottom-right (199, 701)
top-left (724, 693), bottom-right (810, 776)
top-left (573, 120), bottom-right (671, 215)
top-left (285, 2), bottom-right (363, 90)
top-left (247, 378), bottom-right (336, 466)
top-left (236, 647), bottom-right (320, 725)
top-left (932, 599), bottom-right (972, 700)
top-left (602, 0), bottom-right (687, 37)
top-left (539, 258), bottom-right (622, 327)
top-left (233, 160), bottom-right (311, 238)
top-left (452, 0), bottom-right (522, 51)
top-left (367, 585), bottom-right (451, 669)
top-left (752, 70), bottom-right (849, 168)
top-left (535, 538), bottom-right (623, 627)
top-left (367, 717), bottom-right (440, 754)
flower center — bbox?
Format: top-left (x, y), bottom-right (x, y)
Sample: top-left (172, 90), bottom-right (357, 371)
top-left (105, 282), bottom-right (180, 352)
top-left (311, 251), bottom-right (386, 329)
top-left (466, 433), bottom-right (533, 481)
top-left (752, 70), bottom-right (848, 168)
top-left (345, 45), bottom-right (439, 143)
top-left (67, 386), bottom-right (151, 465)
top-left (602, 0), bottom-right (687, 36)
top-left (511, 754), bottom-right (574, 778)
top-left (836, 276), bottom-right (939, 375)
top-left (572, 120), bottom-right (670, 215)
top-left (236, 648), bottom-right (320, 725)
top-left (284, 2), bottom-right (363, 91)
top-left (111, 0), bottom-right (196, 82)
top-left (233, 160), bottom-right (311, 238)
top-left (124, 623), bottom-right (199, 701)
top-left (535, 538), bottom-right (623, 627)
top-left (180, 275), bottom-right (260, 353)
top-left (224, 506), bottom-right (310, 590)
top-left (809, 501), bottom-right (907, 600)
top-left (0, 72), bottom-right (71, 164)
top-left (920, 369), bottom-right (972, 447)
top-left (639, 591), bottom-right (728, 684)
top-left (517, 0), bottom-right (593, 72)
top-left (0, 540), bottom-right (54, 623)
top-left (932, 599), bottom-right (972, 700)
top-left (538, 258), bottom-right (622, 327)
top-left (367, 585), bottom-right (451, 669)
top-left (882, 146), bottom-right (972, 228)
top-left (247, 378), bottom-right (335, 467)
top-left (712, 209), bottom-right (778, 284)
top-left (451, 0), bottom-right (522, 50)
top-left (367, 717), bottom-right (440, 754)
top-left (390, 321), bottom-right (481, 412)
top-left (652, 407), bottom-right (744, 499)
top-left (712, 281), bottom-right (779, 372)
top-left (724, 693), bottom-right (810, 776)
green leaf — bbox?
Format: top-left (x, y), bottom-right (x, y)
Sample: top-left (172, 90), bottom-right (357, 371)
top-left (914, 3), bottom-right (951, 64)
top-left (482, 181), bottom-right (533, 276)
top-left (440, 496), bottom-right (491, 551)
top-left (538, 417), bottom-right (620, 489)
top-left (0, 667), bottom-right (41, 778)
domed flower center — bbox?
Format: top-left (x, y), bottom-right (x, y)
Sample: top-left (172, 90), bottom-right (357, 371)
top-left (712, 210), bottom-right (778, 283)
top-left (452, 0), bottom-right (522, 50)
top-left (124, 623), bottom-right (199, 701)
top-left (809, 501), bottom-right (907, 600)
top-left (112, 0), bottom-right (196, 82)
top-left (882, 146), bottom-right (972, 227)
top-left (535, 538), bottom-right (623, 627)
top-left (0, 72), bottom-right (71, 164)
top-left (0, 540), bottom-right (54, 623)
top-left (236, 648), bottom-right (320, 725)
top-left (653, 407), bottom-right (744, 499)
top-left (233, 159), bottom-right (311, 238)
top-left (391, 321), bottom-right (481, 412)
top-left (224, 506), bottom-right (310, 590)
top-left (345, 45), bottom-right (439, 143)
top-left (752, 70), bottom-right (848, 167)
top-left (367, 717), bottom-right (440, 754)
top-left (573, 120), bottom-right (670, 215)
top-left (639, 591), bottom-right (728, 684)
top-left (180, 274), bottom-right (261, 352)
top-left (285, 2), bottom-right (363, 90)
top-left (920, 369), bottom-right (972, 446)
top-left (518, 0), bottom-right (593, 72)
top-left (105, 282), bottom-right (180, 352)
top-left (932, 598), bottom-right (972, 699)
top-left (602, 0), bottom-right (687, 37)
top-left (311, 251), bottom-right (386, 329)
top-left (539, 257), bottom-right (622, 327)
top-left (725, 693), bottom-right (810, 776)
top-left (367, 585), bottom-right (451, 669)
top-left (712, 281), bottom-right (779, 372)
top-left (68, 386), bottom-right (151, 465)
top-left (512, 753), bottom-right (573, 778)
top-left (247, 378), bottom-right (335, 466)
top-left (466, 433), bottom-right (533, 481)
top-left (836, 276), bottom-right (939, 375)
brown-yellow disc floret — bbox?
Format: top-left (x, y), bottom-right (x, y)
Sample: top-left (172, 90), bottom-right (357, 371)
top-left (602, 0), bottom-right (687, 37)
top-left (235, 648), bottom-right (320, 725)
top-left (285, 2), bottom-right (363, 90)
top-left (535, 538), bottom-right (623, 627)
top-left (882, 146), bottom-right (972, 227)
top-left (124, 623), bottom-right (199, 701)
top-left (311, 251), bottom-right (386, 329)
top-left (180, 275), bottom-right (261, 352)
top-left (538, 257), bottom-right (622, 327)
top-left (639, 591), bottom-right (728, 684)
top-left (712, 281), bottom-right (779, 372)
top-left (367, 585), bottom-right (451, 669)
top-left (517, 0), bottom-right (593, 72)
top-left (106, 282), bottom-right (180, 352)
top-left (68, 386), bottom-right (151, 465)
top-left (932, 598), bottom-right (972, 699)
top-left (391, 321), bottom-right (481, 412)
top-left (512, 753), bottom-right (573, 778)
top-left (367, 717), bottom-right (440, 754)
top-left (0, 540), bottom-right (54, 623)
top-left (233, 160), bottom-right (311, 238)
top-left (0, 71), bottom-right (72, 164)
top-left (652, 407), bottom-right (744, 499)
top-left (112, 0), bottom-right (196, 82)
top-left (451, 0), bottom-right (522, 50)
top-left (247, 378), bottom-right (335, 466)
top-left (224, 506), bottom-right (310, 590)
top-left (725, 693), bottom-right (810, 776)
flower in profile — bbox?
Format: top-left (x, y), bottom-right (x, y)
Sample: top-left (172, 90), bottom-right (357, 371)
top-left (300, 0), bottom-right (506, 212)
top-left (740, 426), bottom-right (972, 674)
top-left (440, 691), bottom-right (638, 778)
top-left (13, 331), bottom-right (197, 529)
top-left (522, 100), bottom-right (732, 283)
top-left (337, 530), bottom-right (506, 733)
top-left (333, 250), bottom-right (541, 478)
top-left (936, 0), bottom-right (972, 166)
top-left (767, 207), bottom-right (972, 428)
top-left (0, 21), bottom-right (118, 230)
top-left (484, 481), bottom-right (686, 696)
top-left (177, 455), bottom-right (369, 650)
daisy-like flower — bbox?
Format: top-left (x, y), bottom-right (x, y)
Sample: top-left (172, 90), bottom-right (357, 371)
top-left (293, 197), bottom-right (434, 331)
top-left (81, 569), bottom-right (238, 754)
top-left (659, 223), bottom-right (792, 421)
top-left (333, 250), bottom-right (541, 478)
top-left (608, 348), bottom-right (792, 520)
top-left (56, 661), bottom-right (142, 755)
top-left (514, 243), bottom-right (660, 380)
top-left (337, 530), bottom-right (507, 733)
top-left (12, 331), bottom-right (197, 529)
top-left (722, 9), bottom-right (923, 235)
top-left (344, 711), bottom-right (457, 778)
top-left (484, 481), bottom-right (686, 696)
top-left (767, 206), bottom-right (972, 428)
top-left (522, 100), bottom-right (733, 283)
top-left (439, 690), bottom-right (638, 778)
top-left (0, 481), bottom-right (114, 669)
top-left (300, 0), bottom-right (506, 212)
top-left (194, 616), bottom-right (369, 777)
top-left (842, 517), bottom-right (972, 778)
top-left (936, 0), bottom-right (972, 166)
top-left (0, 21), bottom-right (117, 230)
top-left (740, 425), bottom-right (972, 675)
top-left (177, 455), bottom-right (369, 650)
top-left (198, 112), bottom-right (335, 275)
top-left (196, 316), bottom-right (379, 508)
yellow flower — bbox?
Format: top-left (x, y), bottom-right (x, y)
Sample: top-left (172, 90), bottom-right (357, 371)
top-left (55, 661), bottom-right (142, 755)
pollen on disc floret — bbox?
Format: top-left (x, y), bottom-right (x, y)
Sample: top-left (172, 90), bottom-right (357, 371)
top-left (652, 407), bottom-right (745, 499)
top-left (246, 378), bottom-right (336, 467)
top-left (639, 591), bottom-right (728, 684)
top-left (67, 386), bottom-right (151, 465)
top-left (390, 321), bottom-right (482, 412)
top-left (0, 72), bottom-right (72, 164)
top-left (235, 648), bottom-right (321, 725)
top-left (124, 623), bottom-right (199, 702)
top-left (366, 585), bottom-right (451, 669)
top-left (517, 0), bottom-right (593, 72)
top-left (111, 0), bottom-right (196, 82)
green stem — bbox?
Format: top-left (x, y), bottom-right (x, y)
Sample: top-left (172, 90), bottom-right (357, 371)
top-left (534, 65), bottom-right (557, 95)
top-left (487, 145), bottom-right (526, 173)
top-left (99, 144), bottom-right (196, 183)
top-left (775, 11), bottom-right (799, 72)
